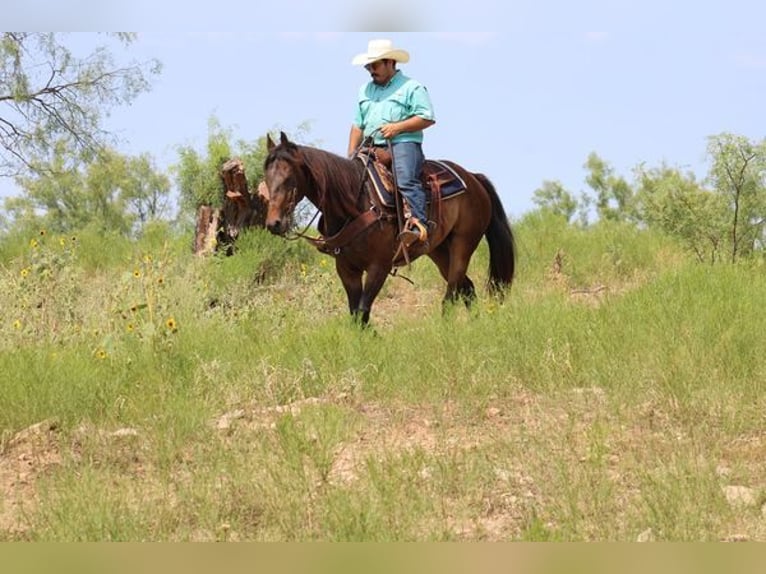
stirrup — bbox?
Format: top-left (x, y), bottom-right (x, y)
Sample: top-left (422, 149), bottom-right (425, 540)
top-left (410, 218), bottom-right (429, 240)
top-left (398, 218), bottom-right (428, 247)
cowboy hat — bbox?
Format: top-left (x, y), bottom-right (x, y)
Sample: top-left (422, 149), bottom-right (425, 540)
top-left (351, 39), bottom-right (410, 66)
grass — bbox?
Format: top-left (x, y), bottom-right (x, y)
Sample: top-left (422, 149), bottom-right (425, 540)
top-left (1, 218), bottom-right (766, 540)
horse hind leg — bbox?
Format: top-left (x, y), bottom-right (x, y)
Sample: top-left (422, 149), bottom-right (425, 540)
top-left (446, 275), bottom-right (476, 310)
top-left (457, 276), bottom-right (476, 306)
top-left (427, 244), bottom-right (476, 311)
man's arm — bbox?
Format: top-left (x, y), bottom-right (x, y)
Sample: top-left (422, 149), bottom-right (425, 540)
top-left (348, 125), bottom-right (364, 158)
top-left (379, 116), bottom-right (435, 140)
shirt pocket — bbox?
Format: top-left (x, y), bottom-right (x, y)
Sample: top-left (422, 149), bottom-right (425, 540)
top-left (383, 90), bottom-right (410, 122)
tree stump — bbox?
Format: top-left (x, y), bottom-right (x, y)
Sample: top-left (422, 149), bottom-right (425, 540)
top-left (193, 205), bottom-right (222, 256)
top-left (193, 158), bottom-right (269, 255)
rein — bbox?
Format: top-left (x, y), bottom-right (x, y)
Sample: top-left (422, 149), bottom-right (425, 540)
top-left (305, 207), bottom-right (381, 256)
top-left (284, 196), bottom-right (321, 242)
top-left (275, 140), bottom-right (412, 277)
top-left (285, 151), bottom-right (383, 256)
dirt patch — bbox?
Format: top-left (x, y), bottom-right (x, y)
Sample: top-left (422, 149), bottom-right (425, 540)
top-left (213, 389), bottom-right (560, 540)
top-left (0, 419), bottom-right (62, 537)
top-left (10, 385), bottom-right (766, 541)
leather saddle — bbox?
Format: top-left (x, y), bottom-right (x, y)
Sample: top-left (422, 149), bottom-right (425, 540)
top-left (360, 149), bottom-right (467, 213)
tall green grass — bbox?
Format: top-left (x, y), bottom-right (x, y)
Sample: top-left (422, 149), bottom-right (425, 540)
top-left (2, 217), bottom-right (765, 541)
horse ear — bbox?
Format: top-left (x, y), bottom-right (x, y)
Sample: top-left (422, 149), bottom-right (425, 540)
top-left (280, 131), bottom-right (290, 146)
top-left (266, 133), bottom-right (276, 151)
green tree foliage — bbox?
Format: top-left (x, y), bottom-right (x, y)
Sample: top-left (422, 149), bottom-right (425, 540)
top-left (532, 179), bottom-right (578, 223)
top-left (7, 145), bottom-right (170, 235)
top-left (706, 133), bottom-right (766, 262)
top-left (174, 116), bottom-right (298, 217)
top-left (530, 140), bottom-right (766, 265)
top-left (175, 117), bottom-right (238, 214)
top-left (121, 154), bottom-right (173, 225)
top-left (530, 154), bottom-right (636, 226)
top-left (634, 163), bottom-right (728, 263)
top-left (584, 152), bottom-right (634, 222)
top-left (0, 32), bottom-right (160, 177)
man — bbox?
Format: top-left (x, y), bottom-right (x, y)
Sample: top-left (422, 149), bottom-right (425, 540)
top-left (347, 38), bottom-right (436, 246)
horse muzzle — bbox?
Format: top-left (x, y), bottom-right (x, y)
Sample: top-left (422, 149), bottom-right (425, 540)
top-left (266, 218), bottom-right (286, 236)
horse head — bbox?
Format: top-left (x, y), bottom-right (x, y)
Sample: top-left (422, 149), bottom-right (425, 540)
top-left (264, 131), bottom-right (303, 235)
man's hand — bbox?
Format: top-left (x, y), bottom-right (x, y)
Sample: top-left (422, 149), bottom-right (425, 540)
top-left (380, 122), bottom-right (404, 139)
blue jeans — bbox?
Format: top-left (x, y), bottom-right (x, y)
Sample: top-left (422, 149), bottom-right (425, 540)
top-left (391, 142), bottom-right (427, 222)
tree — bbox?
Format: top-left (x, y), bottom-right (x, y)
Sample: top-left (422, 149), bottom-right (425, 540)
top-left (707, 133), bottom-right (766, 262)
top-left (176, 117), bottom-right (242, 215)
top-left (122, 154), bottom-right (172, 225)
top-left (584, 152), bottom-right (634, 222)
top-left (8, 145), bottom-right (170, 235)
top-left (0, 33), bottom-right (160, 177)
top-left (634, 163), bottom-right (728, 263)
top-left (174, 117), bottom-right (314, 217)
top-left (176, 116), bottom-right (271, 255)
top-left (532, 179), bottom-right (578, 223)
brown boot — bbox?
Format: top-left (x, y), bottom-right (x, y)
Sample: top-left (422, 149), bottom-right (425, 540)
top-left (398, 217), bottom-right (428, 247)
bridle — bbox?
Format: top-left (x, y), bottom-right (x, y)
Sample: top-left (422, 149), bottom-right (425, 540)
top-left (281, 147), bottom-right (374, 245)
top-left (273, 141), bottom-right (394, 260)
top-left (275, 185), bottom-right (312, 242)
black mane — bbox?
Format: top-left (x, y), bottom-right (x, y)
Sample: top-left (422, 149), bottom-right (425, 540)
top-left (267, 142), bottom-right (367, 219)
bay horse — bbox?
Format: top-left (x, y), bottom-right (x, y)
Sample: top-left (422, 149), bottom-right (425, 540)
top-left (264, 131), bottom-right (516, 325)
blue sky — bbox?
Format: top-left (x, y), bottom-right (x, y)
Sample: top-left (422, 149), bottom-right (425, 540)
top-left (4, 3), bottom-right (766, 219)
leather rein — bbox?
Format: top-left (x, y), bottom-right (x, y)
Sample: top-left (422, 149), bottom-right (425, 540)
top-left (285, 146), bottom-right (387, 256)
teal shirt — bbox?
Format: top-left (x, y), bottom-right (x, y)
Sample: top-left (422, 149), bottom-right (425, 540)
top-left (353, 70), bottom-right (435, 145)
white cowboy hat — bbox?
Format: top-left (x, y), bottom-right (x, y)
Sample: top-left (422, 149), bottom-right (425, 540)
top-left (351, 39), bottom-right (410, 66)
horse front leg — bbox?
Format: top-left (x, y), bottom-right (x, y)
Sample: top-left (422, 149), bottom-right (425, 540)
top-left (336, 260), bottom-right (364, 322)
top-left (356, 262), bottom-right (391, 325)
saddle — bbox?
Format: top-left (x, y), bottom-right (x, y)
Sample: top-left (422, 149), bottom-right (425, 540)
top-left (358, 149), bottom-right (467, 226)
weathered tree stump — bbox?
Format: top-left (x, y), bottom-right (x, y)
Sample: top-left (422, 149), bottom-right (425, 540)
top-left (193, 205), bottom-right (221, 256)
top-left (193, 158), bottom-right (269, 255)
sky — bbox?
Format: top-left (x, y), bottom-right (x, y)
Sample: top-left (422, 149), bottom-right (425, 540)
top-left (3, 2), bottom-right (766, 219)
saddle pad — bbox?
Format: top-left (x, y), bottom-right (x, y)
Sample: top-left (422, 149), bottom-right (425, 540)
top-left (366, 159), bottom-right (467, 209)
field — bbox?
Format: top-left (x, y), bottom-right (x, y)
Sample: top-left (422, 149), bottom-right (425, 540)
top-left (1, 214), bottom-right (765, 541)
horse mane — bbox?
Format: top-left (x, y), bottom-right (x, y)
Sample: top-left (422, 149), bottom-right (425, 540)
top-left (266, 141), bottom-right (365, 218)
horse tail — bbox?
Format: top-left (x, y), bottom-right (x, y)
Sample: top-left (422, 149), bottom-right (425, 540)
top-left (474, 172), bottom-right (516, 295)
